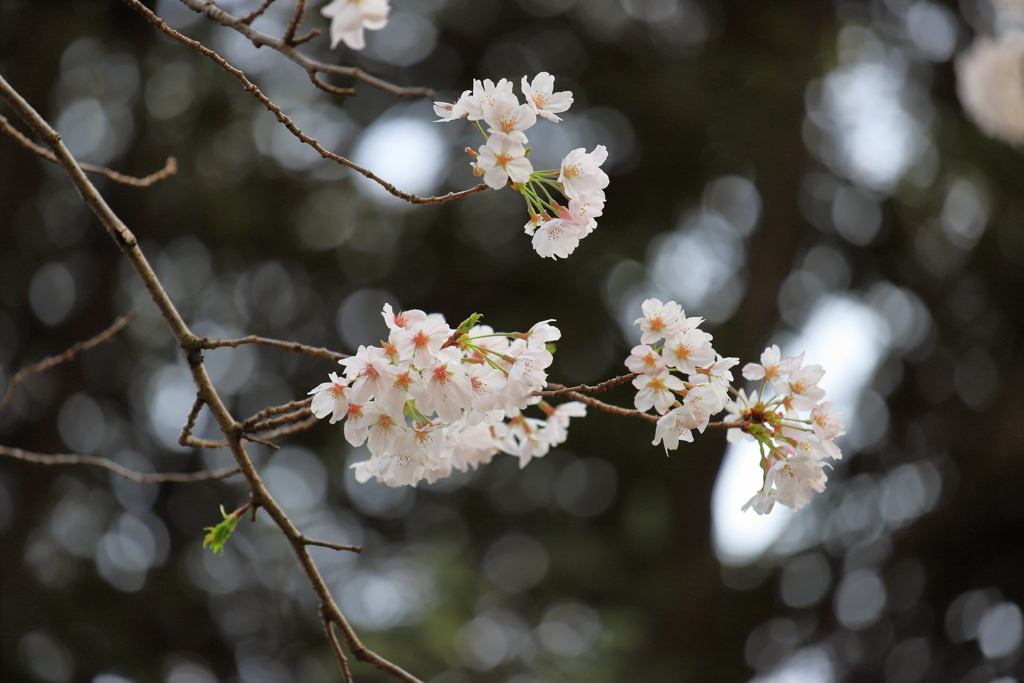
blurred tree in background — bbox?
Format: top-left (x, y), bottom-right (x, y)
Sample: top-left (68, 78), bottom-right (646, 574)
top-left (2, 0), bottom-right (1023, 682)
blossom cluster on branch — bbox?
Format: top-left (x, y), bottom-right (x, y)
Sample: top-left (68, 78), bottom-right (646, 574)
top-left (308, 304), bottom-right (586, 487)
top-left (433, 75), bottom-right (608, 259)
top-left (627, 299), bottom-right (845, 514)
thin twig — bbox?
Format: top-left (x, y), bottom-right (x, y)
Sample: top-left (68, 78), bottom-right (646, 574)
top-left (259, 414), bottom-right (319, 440)
top-left (1, 113), bottom-right (176, 186)
top-left (282, 0), bottom-right (306, 44)
top-left (240, 0), bottom-right (277, 24)
top-left (559, 390), bottom-right (659, 423)
top-left (322, 614), bottom-right (355, 683)
top-left (250, 408), bottom-right (313, 433)
top-left (0, 310), bottom-right (136, 416)
top-left (196, 335), bottom-right (348, 361)
top-left (0, 446), bottom-right (240, 483)
top-left (537, 373), bottom-right (639, 397)
top-left (302, 535), bottom-right (362, 553)
top-left (242, 397), bottom-right (313, 428)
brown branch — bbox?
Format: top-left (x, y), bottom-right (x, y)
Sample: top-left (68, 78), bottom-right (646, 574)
top-left (124, 0), bottom-right (483, 206)
top-left (196, 335), bottom-right (348, 361)
top-left (309, 70), bottom-right (356, 97)
top-left (302, 535), bottom-right (361, 553)
top-left (292, 28), bottom-right (320, 46)
top-left (0, 310), bottom-right (136, 416)
top-left (1, 65), bottom-right (424, 683)
top-left (282, 0), bottom-right (306, 45)
top-left (537, 373), bottom-right (639, 398)
top-left (259, 414), bottom-right (319, 440)
top-left (323, 614), bottom-right (355, 683)
top-left (240, 0), bottom-right (277, 24)
top-left (0, 445), bottom-right (240, 483)
top-left (177, 0), bottom-right (433, 99)
top-left (242, 397), bottom-right (312, 427)
top-left (558, 390), bottom-right (658, 423)
top-left (1, 113), bottom-right (176, 186)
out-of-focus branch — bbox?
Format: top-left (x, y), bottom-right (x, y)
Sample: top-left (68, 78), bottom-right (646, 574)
top-left (0, 310), bottom-right (137, 416)
top-left (176, 0), bottom-right (433, 99)
top-left (282, 0), bottom-right (307, 45)
top-left (0, 73), bottom-right (423, 683)
top-left (122, 0), bottom-right (489, 206)
top-left (196, 335), bottom-right (348, 361)
top-left (1, 113), bottom-right (176, 186)
top-left (0, 445), bottom-right (240, 483)
top-left (240, 0), bottom-right (278, 24)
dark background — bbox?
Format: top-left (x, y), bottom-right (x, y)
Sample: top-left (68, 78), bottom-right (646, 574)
top-left (2, 0), bottom-right (1023, 682)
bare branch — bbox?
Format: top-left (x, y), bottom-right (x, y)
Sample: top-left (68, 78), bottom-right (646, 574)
top-left (177, 0), bottom-right (434, 99)
top-left (557, 390), bottom-right (658, 423)
top-left (242, 398), bottom-right (312, 431)
top-left (196, 335), bottom-right (348, 361)
top-left (122, 0), bottom-right (483, 206)
top-left (1, 113), bottom-right (176, 186)
top-left (302, 535), bottom-right (362, 553)
top-left (0, 74), bottom-right (423, 683)
top-left (0, 310), bottom-right (137, 416)
top-left (282, 0), bottom-right (307, 45)
top-left (0, 445), bottom-right (240, 483)
top-left (240, 0), bottom-right (278, 24)
top-left (258, 414), bottom-right (319, 440)
top-left (322, 614), bottom-right (355, 683)
top-left (537, 373), bottom-right (639, 397)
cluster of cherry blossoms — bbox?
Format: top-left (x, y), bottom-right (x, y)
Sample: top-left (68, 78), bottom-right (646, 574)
top-left (308, 305), bottom-right (586, 487)
top-left (321, 0), bottom-right (390, 50)
top-left (433, 75), bottom-right (609, 260)
top-left (627, 299), bottom-right (845, 515)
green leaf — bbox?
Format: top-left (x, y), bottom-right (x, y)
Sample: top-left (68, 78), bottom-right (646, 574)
top-left (202, 505), bottom-right (240, 556)
top-left (454, 312), bottom-right (483, 336)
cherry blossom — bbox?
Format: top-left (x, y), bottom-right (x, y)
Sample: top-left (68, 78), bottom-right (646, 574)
top-left (308, 372), bottom-right (349, 424)
top-left (320, 0), bottom-right (390, 51)
top-left (476, 134), bottom-right (533, 190)
top-left (558, 146), bottom-right (609, 201)
top-left (521, 72), bottom-right (574, 122)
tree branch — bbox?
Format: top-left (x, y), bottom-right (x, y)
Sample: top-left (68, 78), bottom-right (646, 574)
top-left (177, 0), bottom-right (434, 99)
top-left (195, 334), bottom-right (347, 361)
top-left (0, 309), bottom-right (137, 416)
top-left (537, 373), bottom-right (639, 397)
top-left (0, 445), bottom-right (240, 483)
top-left (122, 0), bottom-right (486, 206)
top-left (1, 113), bottom-right (176, 187)
top-left (0, 72), bottom-right (423, 683)
top-left (302, 535), bottom-right (361, 553)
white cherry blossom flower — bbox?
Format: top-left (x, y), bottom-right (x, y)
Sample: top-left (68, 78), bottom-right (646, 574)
top-left (652, 407), bottom-right (696, 453)
top-left (393, 315), bottom-right (452, 366)
top-left (531, 218), bottom-right (581, 259)
top-left (663, 328), bottom-right (715, 374)
top-left (477, 133), bottom-right (533, 190)
top-left (321, 0), bottom-right (390, 50)
top-left (633, 369), bottom-right (686, 415)
top-left (524, 319), bottom-right (561, 349)
top-left (484, 93), bottom-right (537, 144)
top-left (558, 145), bottom-right (609, 200)
top-left (810, 400), bottom-right (844, 440)
top-left (433, 90), bottom-right (471, 122)
top-left (634, 298), bottom-right (684, 344)
top-left (462, 79), bottom-right (514, 121)
top-left (521, 72), bottom-right (574, 122)
top-left (625, 344), bottom-right (668, 375)
top-left (308, 372), bottom-right (349, 424)
top-left (742, 344), bottom-right (783, 382)
top-left (770, 455), bottom-right (828, 511)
